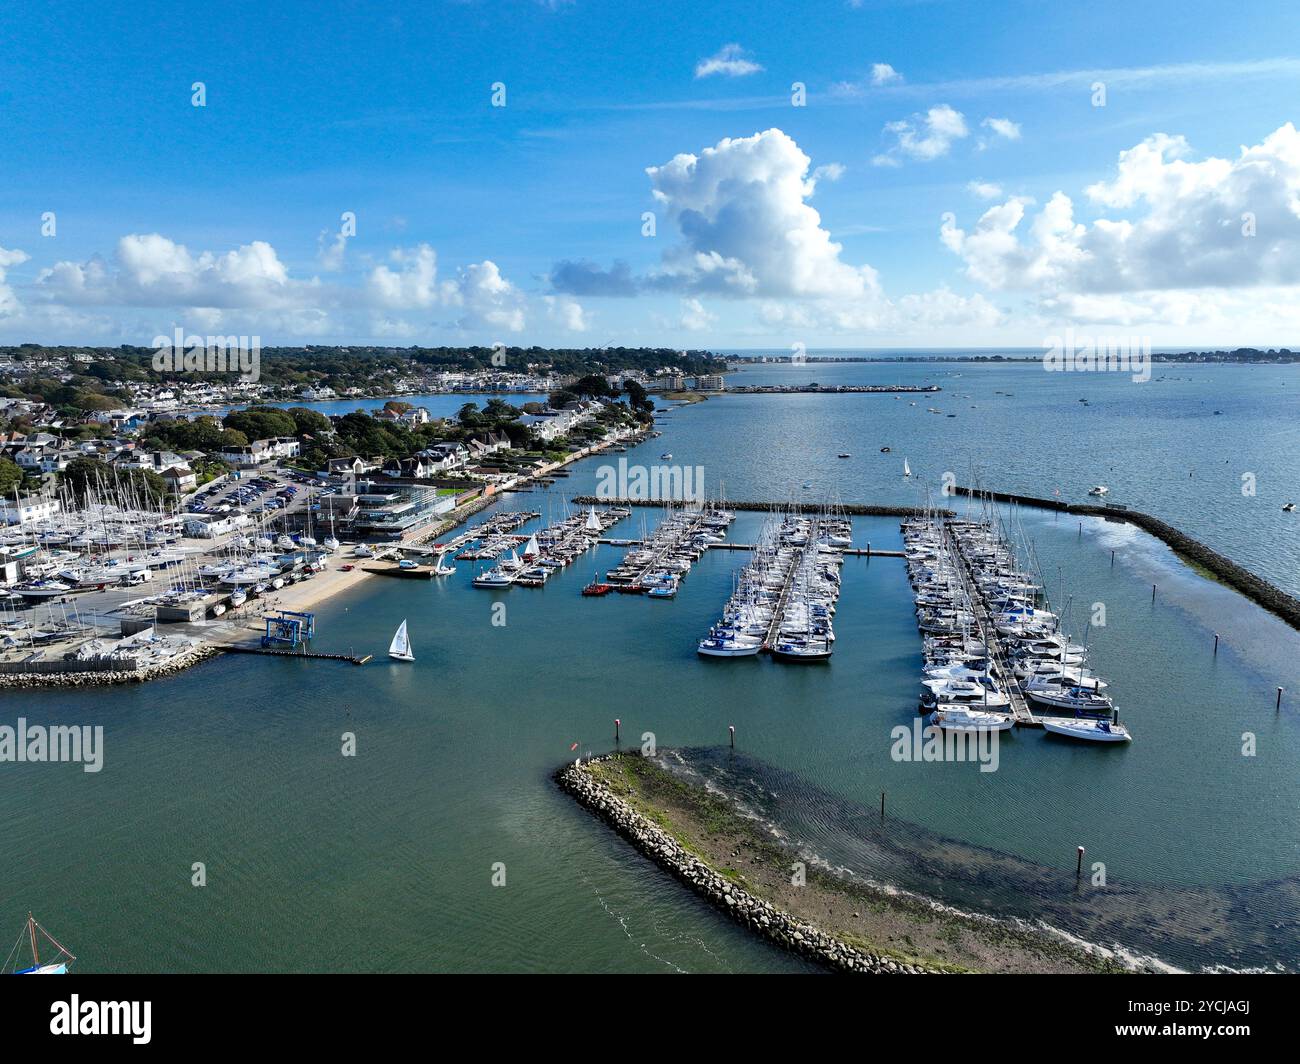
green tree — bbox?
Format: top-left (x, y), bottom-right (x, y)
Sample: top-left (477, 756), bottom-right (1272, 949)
top-left (223, 406), bottom-right (298, 440)
top-left (60, 457), bottom-right (167, 505)
top-left (287, 407), bottom-right (332, 437)
top-left (0, 457), bottom-right (22, 496)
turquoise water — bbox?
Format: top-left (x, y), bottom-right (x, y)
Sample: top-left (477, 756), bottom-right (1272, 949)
top-left (5, 361), bottom-right (1300, 973)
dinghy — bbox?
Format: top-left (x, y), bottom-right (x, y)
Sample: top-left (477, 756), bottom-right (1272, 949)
top-left (388, 619), bottom-right (414, 661)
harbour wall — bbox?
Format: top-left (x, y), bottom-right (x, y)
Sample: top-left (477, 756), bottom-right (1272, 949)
top-left (555, 753), bottom-right (930, 974)
top-left (0, 645), bottom-right (221, 688)
top-left (953, 485), bottom-right (1300, 631)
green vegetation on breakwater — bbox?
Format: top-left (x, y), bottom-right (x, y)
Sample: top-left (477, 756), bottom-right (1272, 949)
top-left (583, 752), bottom-right (1123, 974)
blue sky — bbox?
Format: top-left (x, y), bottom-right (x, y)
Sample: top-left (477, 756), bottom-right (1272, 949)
top-left (3, 0), bottom-right (1300, 348)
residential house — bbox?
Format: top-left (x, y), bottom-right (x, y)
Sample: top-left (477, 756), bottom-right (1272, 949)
top-left (381, 455), bottom-right (436, 479)
top-left (0, 496), bottom-right (61, 526)
top-left (419, 442), bottom-right (469, 470)
top-left (160, 465), bottom-right (198, 494)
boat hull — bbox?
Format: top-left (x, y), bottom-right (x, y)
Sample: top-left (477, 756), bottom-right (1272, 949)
top-left (1042, 720), bottom-right (1131, 742)
top-left (697, 642), bottom-right (762, 657)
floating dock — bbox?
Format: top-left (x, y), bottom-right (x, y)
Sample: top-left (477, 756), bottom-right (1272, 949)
top-left (221, 646), bottom-right (371, 665)
top-left (939, 521), bottom-right (1037, 726)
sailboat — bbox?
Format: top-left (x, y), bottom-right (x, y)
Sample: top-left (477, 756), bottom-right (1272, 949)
top-left (388, 620), bottom-right (414, 662)
top-left (6, 913), bottom-right (75, 974)
top-left (903, 458), bottom-right (912, 478)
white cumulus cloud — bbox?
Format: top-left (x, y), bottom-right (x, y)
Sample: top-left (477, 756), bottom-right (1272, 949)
top-left (645, 128), bottom-right (881, 301)
top-left (695, 44), bottom-right (763, 79)
top-left (875, 104), bottom-right (968, 165)
top-left (941, 122), bottom-right (1300, 324)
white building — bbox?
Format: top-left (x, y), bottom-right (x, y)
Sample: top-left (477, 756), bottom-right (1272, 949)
top-left (0, 496), bottom-right (61, 526)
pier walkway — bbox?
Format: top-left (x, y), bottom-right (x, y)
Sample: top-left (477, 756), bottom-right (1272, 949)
top-left (940, 521), bottom-right (1038, 727)
top-left (759, 544), bottom-right (803, 652)
top-left (220, 645), bottom-right (372, 665)
top-left (597, 538), bottom-right (903, 558)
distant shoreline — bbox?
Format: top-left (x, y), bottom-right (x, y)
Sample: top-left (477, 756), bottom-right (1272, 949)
top-left (727, 353), bottom-right (1300, 365)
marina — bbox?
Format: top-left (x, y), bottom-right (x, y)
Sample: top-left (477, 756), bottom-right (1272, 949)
top-left (599, 503), bottom-right (735, 597)
top-left (10, 0), bottom-right (1300, 1006)
top-left (8, 363), bottom-right (1300, 978)
top-left (471, 505), bottom-right (631, 589)
top-left (903, 508), bottom-right (1128, 740)
top-left (697, 511), bottom-right (848, 660)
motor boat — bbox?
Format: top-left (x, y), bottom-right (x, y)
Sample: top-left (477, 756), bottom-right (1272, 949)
top-left (473, 567), bottom-right (513, 588)
top-left (14, 581), bottom-right (73, 600)
top-left (926, 707), bottom-right (1015, 732)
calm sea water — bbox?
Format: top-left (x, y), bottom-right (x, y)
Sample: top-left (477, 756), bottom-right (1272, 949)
top-left (5, 360), bottom-right (1300, 973)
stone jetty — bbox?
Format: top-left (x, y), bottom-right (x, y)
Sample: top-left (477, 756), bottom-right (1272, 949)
top-left (0, 644), bottom-right (222, 689)
top-left (555, 753), bottom-right (932, 974)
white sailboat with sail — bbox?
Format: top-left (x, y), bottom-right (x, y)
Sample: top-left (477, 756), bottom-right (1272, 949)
top-left (903, 458), bottom-right (912, 478)
top-left (388, 619), bottom-right (414, 661)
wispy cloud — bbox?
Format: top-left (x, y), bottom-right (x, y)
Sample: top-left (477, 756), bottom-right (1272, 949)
top-left (982, 116), bottom-right (1021, 140)
top-left (871, 62), bottom-right (903, 86)
top-left (835, 56), bottom-right (1300, 99)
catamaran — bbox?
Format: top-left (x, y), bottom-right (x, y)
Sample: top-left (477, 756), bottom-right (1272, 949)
top-left (388, 620), bottom-right (414, 661)
top-left (6, 913), bottom-right (75, 974)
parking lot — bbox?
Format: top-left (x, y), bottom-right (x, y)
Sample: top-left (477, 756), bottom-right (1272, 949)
top-left (184, 466), bottom-right (330, 523)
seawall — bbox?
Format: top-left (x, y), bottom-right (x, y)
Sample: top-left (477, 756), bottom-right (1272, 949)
top-left (0, 644), bottom-right (222, 689)
top-left (571, 496), bottom-right (946, 517)
top-left (555, 753), bottom-right (930, 974)
top-left (954, 485), bottom-right (1300, 631)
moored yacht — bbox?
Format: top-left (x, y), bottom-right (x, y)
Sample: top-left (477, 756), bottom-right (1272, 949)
top-left (1042, 718), bottom-right (1131, 742)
